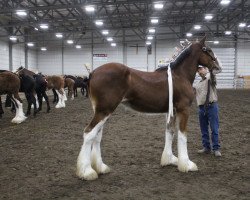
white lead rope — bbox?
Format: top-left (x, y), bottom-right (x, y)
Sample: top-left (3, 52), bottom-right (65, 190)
top-left (167, 65), bottom-right (174, 124)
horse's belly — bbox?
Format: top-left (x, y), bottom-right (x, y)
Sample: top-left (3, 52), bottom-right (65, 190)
top-left (122, 99), bottom-right (168, 113)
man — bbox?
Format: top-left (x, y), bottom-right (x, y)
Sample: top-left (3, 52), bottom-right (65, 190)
top-left (194, 66), bottom-right (222, 157)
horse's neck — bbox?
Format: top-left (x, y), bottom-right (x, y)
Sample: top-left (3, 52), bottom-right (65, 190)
top-left (173, 52), bottom-right (198, 84)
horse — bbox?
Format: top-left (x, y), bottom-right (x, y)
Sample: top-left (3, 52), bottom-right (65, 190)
top-left (0, 70), bottom-right (27, 123)
top-left (16, 67), bottom-right (51, 113)
top-left (45, 75), bottom-right (67, 108)
top-left (65, 75), bottom-right (88, 98)
top-left (52, 77), bottom-right (75, 103)
top-left (76, 36), bottom-right (222, 180)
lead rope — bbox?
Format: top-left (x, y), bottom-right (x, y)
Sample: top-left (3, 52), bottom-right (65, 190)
top-left (167, 64), bottom-right (174, 124)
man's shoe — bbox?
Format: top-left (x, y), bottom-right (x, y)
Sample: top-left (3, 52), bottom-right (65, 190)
top-left (197, 148), bottom-right (211, 154)
top-left (214, 150), bottom-right (222, 157)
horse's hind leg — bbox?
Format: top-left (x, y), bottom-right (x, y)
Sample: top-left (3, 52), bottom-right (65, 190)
top-left (42, 91), bottom-right (50, 113)
top-left (91, 126), bottom-right (110, 174)
top-left (77, 112), bottom-right (110, 180)
top-left (0, 96), bottom-right (4, 118)
top-left (11, 93), bottom-right (27, 123)
top-left (161, 116), bottom-right (178, 166)
top-left (177, 109), bottom-right (198, 172)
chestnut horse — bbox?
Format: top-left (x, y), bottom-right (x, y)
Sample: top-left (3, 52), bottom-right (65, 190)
top-left (64, 77), bottom-right (75, 100)
top-left (76, 36), bottom-right (222, 180)
top-left (0, 70), bottom-right (27, 123)
top-left (46, 75), bottom-right (67, 108)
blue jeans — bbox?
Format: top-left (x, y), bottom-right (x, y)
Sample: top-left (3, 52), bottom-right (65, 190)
top-left (198, 102), bottom-right (220, 151)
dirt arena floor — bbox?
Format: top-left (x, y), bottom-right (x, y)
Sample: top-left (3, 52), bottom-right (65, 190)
top-left (0, 89), bottom-right (249, 200)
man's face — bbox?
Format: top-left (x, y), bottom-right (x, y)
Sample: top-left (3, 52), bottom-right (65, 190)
top-left (198, 67), bottom-right (208, 77)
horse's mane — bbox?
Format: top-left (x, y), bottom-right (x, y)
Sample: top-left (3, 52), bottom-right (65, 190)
top-left (155, 45), bottom-right (192, 72)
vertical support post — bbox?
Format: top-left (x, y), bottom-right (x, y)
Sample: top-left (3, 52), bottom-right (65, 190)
top-left (25, 45), bottom-right (28, 69)
top-left (154, 36), bottom-right (157, 70)
top-left (62, 40), bottom-right (64, 75)
top-left (91, 31), bottom-right (94, 72)
top-left (234, 37), bottom-right (238, 89)
top-left (9, 41), bottom-right (13, 71)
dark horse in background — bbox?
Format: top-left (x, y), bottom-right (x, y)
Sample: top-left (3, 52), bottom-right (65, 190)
top-left (5, 70), bottom-right (38, 117)
top-left (76, 36), bottom-right (222, 180)
top-left (0, 70), bottom-right (27, 123)
top-left (16, 67), bottom-right (51, 113)
top-left (65, 75), bottom-right (88, 98)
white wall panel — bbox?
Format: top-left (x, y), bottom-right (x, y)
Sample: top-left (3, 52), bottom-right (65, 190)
top-left (12, 44), bottom-right (25, 71)
top-left (37, 48), bottom-right (62, 75)
top-left (28, 50), bottom-right (38, 71)
top-left (93, 44), bottom-right (123, 70)
top-left (237, 41), bottom-right (250, 76)
top-left (0, 40), bottom-right (9, 70)
top-left (64, 47), bottom-right (91, 76)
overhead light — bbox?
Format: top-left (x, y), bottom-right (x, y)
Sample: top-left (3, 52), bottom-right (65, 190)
top-left (194, 25), bottom-right (201, 30)
top-left (102, 30), bottom-right (109, 35)
top-left (85, 5), bottom-right (95, 12)
top-left (107, 37), bottom-right (113, 42)
top-left (147, 36), bottom-right (153, 40)
top-left (16, 10), bottom-right (27, 16)
top-left (239, 23), bottom-right (246, 28)
top-left (214, 41), bottom-right (219, 44)
top-left (27, 42), bottom-right (34, 47)
top-left (67, 40), bottom-right (74, 44)
top-left (76, 45), bottom-right (81, 49)
top-left (34, 27), bottom-right (38, 31)
top-left (9, 36), bottom-right (17, 41)
top-left (186, 33), bottom-right (193, 37)
top-left (224, 30), bottom-right (232, 35)
top-left (111, 43), bottom-right (116, 47)
top-left (154, 3), bottom-right (164, 9)
top-left (39, 24), bottom-right (48, 29)
top-left (95, 21), bottom-right (103, 26)
top-left (149, 28), bottom-right (155, 33)
top-left (220, 0), bottom-right (230, 5)
top-left (247, 25), bottom-right (250, 28)
top-left (55, 33), bottom-right (63, 38)
top-left (205, 14), bottom-right (213, 20)
top-left (151, 19), bottom-right (159, 24)
top-left (146, 41), bottom-right (151, 45)
top-left (41, 47), bottom-right (47, 51)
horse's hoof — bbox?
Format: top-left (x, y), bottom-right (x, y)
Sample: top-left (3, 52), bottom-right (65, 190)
top-left (178, 159), bottom-right (198, 172)
top-left (77, 167), bottom-right (98, 181)
top-left (161, 154), bottom-right (178, 166)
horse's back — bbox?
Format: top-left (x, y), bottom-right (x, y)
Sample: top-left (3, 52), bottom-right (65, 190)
top-left (0, 71), bottom-right (20, 93)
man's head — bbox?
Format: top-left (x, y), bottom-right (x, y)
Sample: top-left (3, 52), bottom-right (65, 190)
top-left (198, 66), bottom-right (208, 78)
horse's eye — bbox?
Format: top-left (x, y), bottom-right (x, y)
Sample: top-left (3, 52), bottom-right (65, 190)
top-left (202, 47), bottom-right (207, 51)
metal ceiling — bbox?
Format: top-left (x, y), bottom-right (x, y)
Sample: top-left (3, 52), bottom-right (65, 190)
top-left (0, 0), bottom-right (249, 48)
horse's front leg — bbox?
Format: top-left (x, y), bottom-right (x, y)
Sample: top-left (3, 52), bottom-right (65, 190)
top-left (177, 109), bottom-right (198, 172)
top-left (161, 117), bottom-right (178, 166)
top-left (77, 114), bottom-right (109, 180)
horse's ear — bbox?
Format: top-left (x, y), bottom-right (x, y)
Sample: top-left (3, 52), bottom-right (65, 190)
top-left (199, 35), bottom-right (206, 45)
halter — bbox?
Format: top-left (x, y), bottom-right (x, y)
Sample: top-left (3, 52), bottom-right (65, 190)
top-left (15, 67), bottom-right (25, 74)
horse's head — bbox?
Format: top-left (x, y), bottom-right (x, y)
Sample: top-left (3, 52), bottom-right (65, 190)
top-left (196, 36), bottom-right (222, 73)
top-left (15, 66), bottom-right (25, 75)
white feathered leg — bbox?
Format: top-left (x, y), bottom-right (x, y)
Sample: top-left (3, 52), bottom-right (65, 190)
top-left (76, 116), bottom-right (109, 180)
top-left (161, 128), bottom-right (178, 166)
top-left (11, 98), bottom-right (27, 124)
top-left (177, 130), bottom-right (198, 172)
top-left (91, 127), bottom-right (110, 174)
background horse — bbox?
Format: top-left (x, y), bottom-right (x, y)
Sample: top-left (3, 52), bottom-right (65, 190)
top-left (76, 36), bottom-right (222, 180)
top-left (0, 70), bottom-right (27, 123)
top-left (52, 77), bottom-right (75, 103)
top-left (16, 67), bottom-right (51, 113)
top-left (46, 75), bottom-right (66, 108)
top-left (64, 75), bottom-right (88, 98)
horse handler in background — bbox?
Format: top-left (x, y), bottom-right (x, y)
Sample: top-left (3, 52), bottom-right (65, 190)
top-left (194, 65), bottom-right (222, 157)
